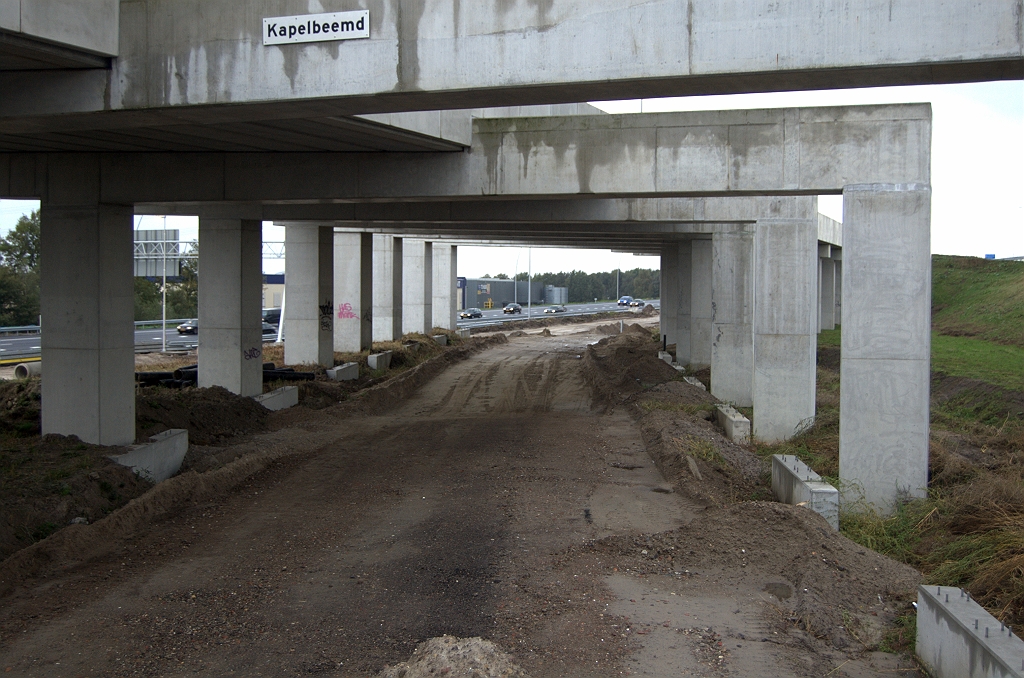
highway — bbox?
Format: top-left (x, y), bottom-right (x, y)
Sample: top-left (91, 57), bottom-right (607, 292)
top-left (0, 301), bottom-right (659, 361)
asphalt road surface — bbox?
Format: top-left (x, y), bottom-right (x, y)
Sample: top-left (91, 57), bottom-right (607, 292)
top-left (0, 302), bottom-right (659, 360)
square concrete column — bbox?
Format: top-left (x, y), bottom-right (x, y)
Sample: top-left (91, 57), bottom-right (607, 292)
top-left (403, 240), bottom-right (433, 335)
top-left (334, 232), bottom-right (373, 352)
top-left (40, 203), bottom-right (135, 445)
top-left (198, 218), bottom-right (263, 397)
top-left (660, 243), bottom-right (679, 350)
top-left (373, 235), bottom-right (404, 342)
top-left (283, 224), bottom-right (333, 366)
top-left (690, 239), bottom-right (713, 368)
top-left (432, 244), bottom-right (457, 330)
top-left (753, 219), bottom-right (818, 442)
top-left (833, 252), bottom-right (843, 325)
top-left (820, 246), bottom-right (836, 331)
top-left (840, 184), bottom-right (931, 512)
top-left (675, 241), bottom-right (693, 364)
top-left (711, 228), bottom-right (754, 407)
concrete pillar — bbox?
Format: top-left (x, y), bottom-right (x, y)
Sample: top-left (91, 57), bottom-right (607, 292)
top-left (820, 245), bottom-right (836, 331)
top-left (334, 232), bottom-right (373, 352)
top-left (675, 241), bottom-right (693, 364)
top-left (432, 244), bottom-right (457, 330)
top-left (711, 228), bottom-right (754, 407)
top-left (283, 224), bottom-right (333, 366)
top-left (198, 218), bottom-right (263, 397)
top-left (403, 240), bottom-right (433, 335)
top-left (753, 219), bottom-right (818, 442)
top-left (690, 239), bottom-right (713, 368)
top-left (833, 253), bottom-right (843, 325)
top-left (840, 184), bottom-right (931, 512)
top-left (40, 200), bottom-right (135, 445)
top-left (660, 243), bottom-right (679, 351)
top-left (373, 235), bottom-right (404, 342)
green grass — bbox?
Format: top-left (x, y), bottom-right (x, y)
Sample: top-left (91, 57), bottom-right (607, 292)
top-left (931, 332), bottom-right (1024, 391)
top-left (817, 328), bottom-right (841, 348)
top-left (932, 255), bottom-right (1024, 347)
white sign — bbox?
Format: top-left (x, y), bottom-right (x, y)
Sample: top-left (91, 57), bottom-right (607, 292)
top-left (263, 10), bottom-right (369, 46)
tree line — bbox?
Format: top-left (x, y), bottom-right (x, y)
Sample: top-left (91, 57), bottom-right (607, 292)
top-left (480, 267), bottom-right (660, 303)
top-left (0, 211), bottom-right (199, 326)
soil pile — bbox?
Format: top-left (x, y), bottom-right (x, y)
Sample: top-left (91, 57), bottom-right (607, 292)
top-left (378, 636), bottom-right (528, 678)
top-left (136, 385), bottom-right (270, 445)
top-left (0, 378), bottom-right (41, 435)
top-left (581, 329), bottom-right (679, 406)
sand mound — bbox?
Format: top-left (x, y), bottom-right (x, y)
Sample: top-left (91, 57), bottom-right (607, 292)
top-left (378, 636), bottom-right (528, 678)
top-left (581, 332), bottom-right (679, 407)
top-left (136, 385), bottom-right (271, 445)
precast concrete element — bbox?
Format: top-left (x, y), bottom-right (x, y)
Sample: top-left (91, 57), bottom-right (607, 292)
top-left (711, 229), bottom-right (754, 407)
top-left (283, 224), bottom-right (333, 366)
top-left (715, 405), bottom-right (751, 444)
top-left (432, 335), bottom-right (448, 346)
top-left (198, 218), bottom-right (263, 397)
top-left (840, 184), bottom-right (931, 512)
top-left (367, 351), bottom-right (392, 371)
top-left (771, 454), bottom-right (840, 530)
top-left (372, 235), bottom-right (403, 342)
top-left (403, 240), bottom-right (433, 335)
top-left (660, 243), bottom-right (679, 350)
top-left (682, 376), bottom-right (707, 392)
top-left (334, 231), bottom-right (373, 352)
top-left (109, 429), bottom-right (188, 484)
top-left (39, 172), bottom-right (135, 445)
top-left (658, 351), bottom-right (674, 366)
top-left (818, 214), bottom-right (843, 248)
top-left (674, 241), bottom-right (693, 364)
top-left (326, 363), bottom-right (358, 381)
top-left (690, 240), bottom-right (713, 369)
top-left (1, 1), bottom-right (1016, 135)
top-left (753, 218), bottom-right (818, 443)
top-left (0, 0), bottom-right (119, 69)
top-left (917, 585), bottom-right (1024, 678)
top-left (819, 245), bottom-right (837, 332)
top-left (13, 361), bottom-right (40, 378)
top-left (833, 254), bottom-right (844, 326)
top-left (456, 328), bottom-right (471, 339)
top-left (254, 386), bottom-right (299, 411)
top-left (431, 244), bottom-right (457, 330)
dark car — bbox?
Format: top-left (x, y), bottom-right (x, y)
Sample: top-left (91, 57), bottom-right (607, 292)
top-left (459, 307), bottom-right (484, 319)
top-left (176, 319), bottom-right (198, 334)
top-left (617, 296), bottom-right (633, 306)
top-left (629, 298), bottom-right (646, 307)
top-left (543, 305), bottom-right (566, 313)
top-left (503, 303), bottom-right (522, 314)
top-left (262, 307), bottom-right (281, 325)
top-left (262, 322), bottom-right (279, 339)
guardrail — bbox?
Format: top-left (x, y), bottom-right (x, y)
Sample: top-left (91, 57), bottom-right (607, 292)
top-left (0, 324), bottom-right (40, 336)
top-left (0, 319), bottom-right (194, 336)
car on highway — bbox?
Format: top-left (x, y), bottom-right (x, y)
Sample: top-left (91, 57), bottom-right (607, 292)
top-left (176, 319), bottom-right (198, 334)
top-left (543, 305), bottom-right (567, 313)
top-left (262, 307), bottom-right (281, 325)
top-left (459, 308), bottom-right (484, 319)
top-left (629, 298), bottom-right (646, 308)
top-left (262, 322), bottom-right (279, 339)
top-left (503, 303), bottom-right (522, 314)
top-left (617, 296), bottom-right (633, 306)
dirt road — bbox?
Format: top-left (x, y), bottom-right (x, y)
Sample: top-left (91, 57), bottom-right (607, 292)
top-left (0, 325), bottom-right (921, 677)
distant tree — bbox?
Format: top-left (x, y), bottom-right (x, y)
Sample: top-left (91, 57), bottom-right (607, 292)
top-left (165, 241), bottom-right (198, 318)
top-left (481, 273), bottom-right (492, 278)
top-left (493, 273), bottom-right (510, 280)
top-left (134, 278), bottom-right (161, 321)
top-left (0, 210), bottom-right (41, 325)
top-left (0, 210), bottom-right (40, 274)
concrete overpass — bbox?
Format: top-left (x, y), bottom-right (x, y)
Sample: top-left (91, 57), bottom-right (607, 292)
top-left (2, 0), bottom-right (1020, 511)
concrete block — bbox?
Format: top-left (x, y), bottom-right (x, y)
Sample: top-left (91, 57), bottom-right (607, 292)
top-left (326, 362), bottom-right (358, 381)
top-left (368, 351), bottom-right (393, 370)
top-left (917, 585), bottom-right (1023, 678)
top-left (771, 454), bottom-right (839, 529)
top-left (715, 404), bottom-right (751, 444)
top-left (110, 429), bottom-right (188, 483)
top-left (432, 334), bottom-right (448, 346)
top-left (253, 386), bottom-right (299, 411)
top-left (658, 350), bottom-right (674, 365)
top-left (456, 328), bottom-right (471, 339)
top-left (403, 342), bottom-right (420, 354)
top-left (683, 376), bottom-right (707, 391)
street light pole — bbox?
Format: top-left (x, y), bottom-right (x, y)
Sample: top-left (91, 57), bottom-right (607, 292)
top-left (514, 249), bottom-right (521, 304)
top-left (161, 216), bottom-right (167, 353)
top-left (527, 248), bottom-right (532, 319)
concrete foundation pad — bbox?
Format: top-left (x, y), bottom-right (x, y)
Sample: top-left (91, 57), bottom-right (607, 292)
top-left (253, 386), bottom-right (299, 411)
top-left (658, 351), bottom-right (674, 365)
top-left (432, 334), bottom-right (448, 346)
top-left (109, 429), bottom-right (188, 483)
top-left (326, 362), bottom-right (358, 381)
top-left (715, 405), bottom-right (750, 444)
top-left (682, 376), bottom-right (706, 391)
top-left (456, 328), bottom-right (471, 339)
top-left (917, 585), bottom-right (1023, 678)
top-left (771, 454), bottom-right (839, 529)
top-left (368, 351), bottom-right (393, 370)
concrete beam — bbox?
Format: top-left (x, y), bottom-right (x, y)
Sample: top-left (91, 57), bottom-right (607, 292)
top-left (2, 1), bottom-right (1017, 124)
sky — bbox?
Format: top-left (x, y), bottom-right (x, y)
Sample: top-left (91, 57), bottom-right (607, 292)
top-left (2, 80), bottom-right (1021, 278)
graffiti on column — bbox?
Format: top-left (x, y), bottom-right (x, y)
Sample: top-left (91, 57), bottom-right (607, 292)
top-left (337, 302), bottom-right (358, 319)
top-left (243, 346), bottom-right (262, 360)
top-left (319, 299), bottom-right (334, 332)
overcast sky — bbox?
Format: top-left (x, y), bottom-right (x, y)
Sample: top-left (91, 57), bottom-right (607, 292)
top-left (2, 81), bottom-right (1021, 278)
